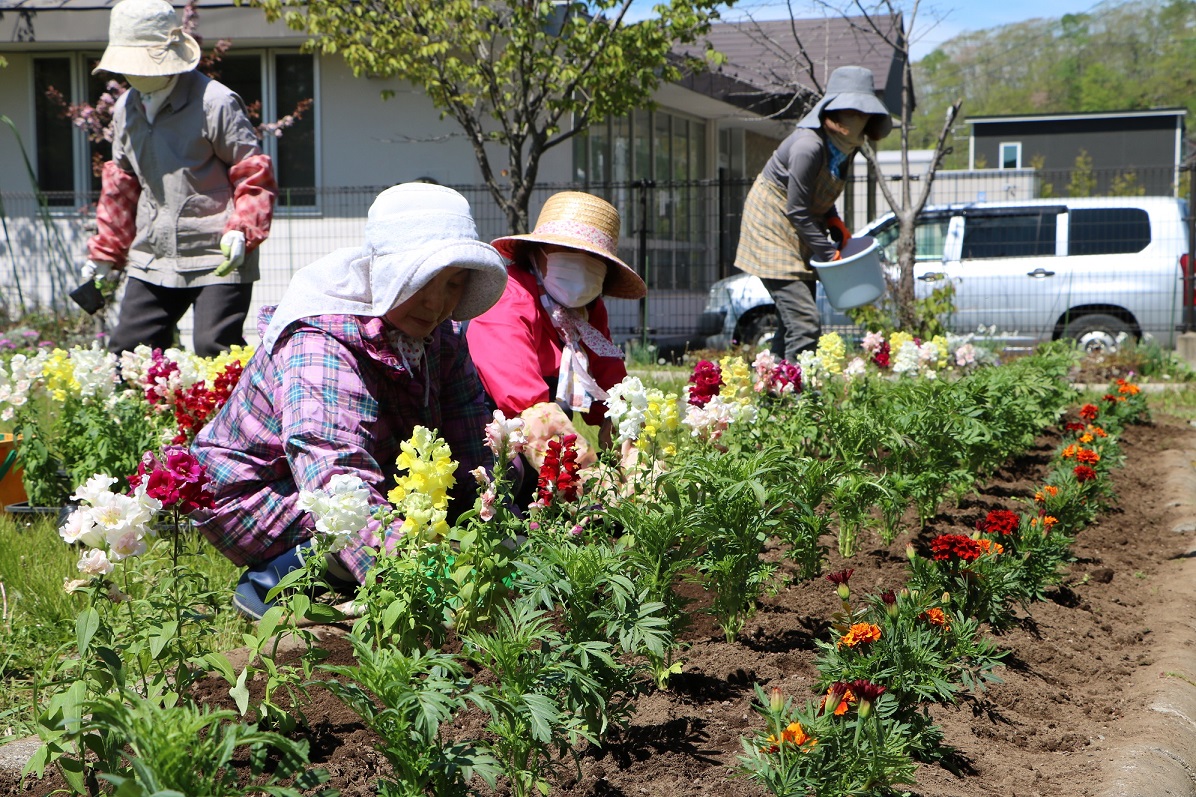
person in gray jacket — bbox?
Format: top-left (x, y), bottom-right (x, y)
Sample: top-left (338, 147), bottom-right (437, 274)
top-left (84, 0), bottom-right (277, 357)
top-left (734, 65), bottom-right (893, 360)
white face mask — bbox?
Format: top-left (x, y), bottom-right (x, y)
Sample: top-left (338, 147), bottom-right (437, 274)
top-left (125, 74), bottom-right (174, 94)
top-left (541, 252), bottom-right (607, 308)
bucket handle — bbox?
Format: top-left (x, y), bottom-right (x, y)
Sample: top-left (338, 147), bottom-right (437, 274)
top-left (0, 448), bottom-right (15, 482)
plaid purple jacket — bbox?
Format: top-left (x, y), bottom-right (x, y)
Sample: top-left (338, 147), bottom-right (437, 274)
top-left (191, 308), bottom-right (492, 582)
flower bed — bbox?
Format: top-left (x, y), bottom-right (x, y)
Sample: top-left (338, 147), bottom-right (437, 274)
top-left (2, 336), bottom-right (1172, 797)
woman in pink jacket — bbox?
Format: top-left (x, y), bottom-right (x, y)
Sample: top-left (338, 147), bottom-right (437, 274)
top-left (466, 192), bottom-right (646, 469)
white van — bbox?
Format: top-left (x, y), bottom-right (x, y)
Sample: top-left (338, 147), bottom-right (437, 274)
top-left (695, 196), bottom-right (1192, 352)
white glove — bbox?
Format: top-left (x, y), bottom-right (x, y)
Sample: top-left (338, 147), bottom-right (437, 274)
top-left (215, 230), bottom-right (246, 277)
top-left (81, 259), bottom-right (115, 284)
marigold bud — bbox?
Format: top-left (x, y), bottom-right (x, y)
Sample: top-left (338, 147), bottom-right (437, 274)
top-left (905, 543), bottom-right (917, 561)
top-left (769, 687), bottom-right (784, 714)
top-left (941, 591), bottom-right (951, 605)
top-left (837, 583), bottom-right (851, 601)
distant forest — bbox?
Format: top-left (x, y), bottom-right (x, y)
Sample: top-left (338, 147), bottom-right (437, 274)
top-left (894, 0), bottom-right (1196, 169)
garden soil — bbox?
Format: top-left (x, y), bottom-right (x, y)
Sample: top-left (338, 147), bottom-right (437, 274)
top-left (5, 412), bottom-right (1196, 797)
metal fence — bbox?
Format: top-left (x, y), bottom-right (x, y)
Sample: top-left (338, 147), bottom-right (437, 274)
top-left (1, 163), bottom-right (1192, 351)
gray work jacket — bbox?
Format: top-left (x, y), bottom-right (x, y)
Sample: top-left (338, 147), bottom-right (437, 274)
top-left (112, 70), bottom-right (262, 287)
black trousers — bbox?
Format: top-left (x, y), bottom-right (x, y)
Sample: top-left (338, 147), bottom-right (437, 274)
top-left (761, 277), bottom-right (821, 361)
top-left (107, 277), bottom-right (254, 358)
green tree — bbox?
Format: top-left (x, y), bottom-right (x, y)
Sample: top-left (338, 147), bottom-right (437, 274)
top-left (1067, 149), bottom-right (1095, 197)
top-left (251, 0), bottom-right (725, 232)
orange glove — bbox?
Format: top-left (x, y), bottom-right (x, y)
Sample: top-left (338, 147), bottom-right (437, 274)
top-left (832, 250), bottom-right (843, 261)
top-left (826, 216), bottom-right (852, 248)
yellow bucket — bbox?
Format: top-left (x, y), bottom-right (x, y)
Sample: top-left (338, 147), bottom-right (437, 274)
top-left (0, 434), bottom-right (27, 509)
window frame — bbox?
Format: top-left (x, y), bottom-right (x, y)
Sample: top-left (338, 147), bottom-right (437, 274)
top-left (998, 141), bottom-right (1022, 170)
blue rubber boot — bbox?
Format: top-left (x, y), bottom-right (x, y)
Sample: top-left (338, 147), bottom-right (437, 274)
top-left (232, 542), bottom-right (357, 621)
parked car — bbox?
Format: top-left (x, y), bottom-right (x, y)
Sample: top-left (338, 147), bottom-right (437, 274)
top-left (696, 196), bottom-right (1192, 353)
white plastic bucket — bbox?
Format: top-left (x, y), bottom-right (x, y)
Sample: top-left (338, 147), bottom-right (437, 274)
top-left (810, 235), bottom-right (885, 310)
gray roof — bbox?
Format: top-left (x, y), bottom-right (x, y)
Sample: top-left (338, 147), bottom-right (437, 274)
top-left (0, 0), bottom-right (236, 7)
top-left (679, 14), bottom-right (908, 119)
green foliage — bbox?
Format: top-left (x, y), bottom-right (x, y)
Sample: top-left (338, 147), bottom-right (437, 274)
top-left (322, 644), bottom-right (499, 796)
top-left (250, 0), bottom-right (725, 229)
top-left (847, 281), bottom-right (956, 340)
top-left (738, 684), bottom-right (918, 797)
top-left (463, 599), bottom-right (617, 797)
top-left (84, 691), bottom-right (331, 797)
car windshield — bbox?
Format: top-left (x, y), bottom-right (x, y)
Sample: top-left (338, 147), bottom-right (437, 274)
top-left (871, 215), bottom-right (952, 263)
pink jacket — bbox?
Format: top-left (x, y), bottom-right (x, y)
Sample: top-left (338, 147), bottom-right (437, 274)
top-left (466, 264), bottom-right (626, 428)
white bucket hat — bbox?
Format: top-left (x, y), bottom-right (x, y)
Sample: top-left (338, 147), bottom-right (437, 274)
top-left (797, 65), bottom-right (894, 140)
top-left (93, 0), bottom-right (201, 77)
top-left (261, 184), bottom-right (509, 352)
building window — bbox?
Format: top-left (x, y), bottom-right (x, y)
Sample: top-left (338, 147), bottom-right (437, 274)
top-left (32, 51), bottom-right (317, 207)
top-left (999, 142), bottom-right (1021, 169)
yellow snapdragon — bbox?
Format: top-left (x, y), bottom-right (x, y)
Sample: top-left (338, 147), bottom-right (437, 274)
top-left (930, 335), bottom-right (950, 369)
top-left (203, 344), bottom-right (255, 383)
top-left (387, 426), bottom-right (458, 520)
top-left (816, 332), bottom-right (846, 375)
top-left (889, 331), bottom-right (914, 354)
top-left (718, 355), bottom-right (753, 403)
top-left (42, 349), bottom-right (77, 401)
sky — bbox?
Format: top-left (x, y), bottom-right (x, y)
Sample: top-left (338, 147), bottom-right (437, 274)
top-left (627, 1), bottom-right (1108, 61)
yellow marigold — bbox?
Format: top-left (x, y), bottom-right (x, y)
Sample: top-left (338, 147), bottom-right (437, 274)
top-left (1079, 433), bottom-right (1093, 444)
top-left (838, 622), bottom-right (882, 649)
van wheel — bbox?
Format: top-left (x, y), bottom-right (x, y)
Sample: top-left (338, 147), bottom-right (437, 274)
top-left (737, 309), bottom-right (779, 352)
top-left (1063, 314), bottom-right (1134, 354)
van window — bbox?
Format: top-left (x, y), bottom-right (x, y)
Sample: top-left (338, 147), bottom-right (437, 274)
top-left (1068, 208), bottom-right (1151, 255)
top-left (961, 212), bottom-right (1057, 259)
top-left (873, 217), bottom-right (951, 262)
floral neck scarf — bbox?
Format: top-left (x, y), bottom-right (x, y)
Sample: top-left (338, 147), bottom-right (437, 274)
top-left (385, 326), bottom-right (431, 404)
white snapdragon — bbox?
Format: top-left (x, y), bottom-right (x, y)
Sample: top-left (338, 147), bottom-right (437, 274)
top-left (297, 473), bottom-right (372, 551)
top-left (71, 342), bottom-right (119, 401)
top-left (843, 356), bottom-right (868, 379)
top-left (77, 547), bottom-right (115, 577)
top-left (605, 376), bottom-right (650, 443)
top-left (891, 340), bottom-right (922, 376)
top-left (861, 330), bottom-right (885, 354)
top-left (72, 474), bottom-right (119, 506)
top-left (59, 507), bottom-right (106, 549)
top-left (483, 410), bottom-right (526, 460)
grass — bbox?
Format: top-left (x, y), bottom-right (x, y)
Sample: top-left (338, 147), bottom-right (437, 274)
top-left (0, 513), bottom-right (246, 739)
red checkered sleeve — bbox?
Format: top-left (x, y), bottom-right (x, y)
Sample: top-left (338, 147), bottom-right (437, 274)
top-left (225, 153), bottom-right (277, 252)
top-left (86, 160), bottom-right (141, 267)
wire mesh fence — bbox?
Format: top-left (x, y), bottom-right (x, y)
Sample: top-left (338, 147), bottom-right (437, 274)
top-left (1, 163), bottom-right (1192, 353)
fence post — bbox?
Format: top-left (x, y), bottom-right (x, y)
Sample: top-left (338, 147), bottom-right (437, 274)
top-left (1186, 165), bottom-right (1196, 333)
top-left (633, 178), bottom-right (654, 350)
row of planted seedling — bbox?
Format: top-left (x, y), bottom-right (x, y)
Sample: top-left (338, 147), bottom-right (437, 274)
top-left (22, 340), bottom-right (1108, 796)
top-left (737, 377), bottom-right (1145, 795)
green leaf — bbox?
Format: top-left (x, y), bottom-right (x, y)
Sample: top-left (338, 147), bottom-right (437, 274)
top-left (76, 607), bottom-right (99, 656)
top-left (230, 668), bottom-right (251, 715)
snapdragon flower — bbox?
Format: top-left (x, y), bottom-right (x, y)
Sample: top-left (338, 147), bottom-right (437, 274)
top-left (816, 332), bottom-right (847, 375)
top-left (484, 409), bottom-right (527, 461)
top-left (606, 376), bottom-right (650, 443)
top-left (298, 473), bottom-right (373, 550)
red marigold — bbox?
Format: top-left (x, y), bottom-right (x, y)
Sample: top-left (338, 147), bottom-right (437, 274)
top-left (1064, 422), bottom-right (1086, 432)
top-left (1074, 465), bottom-right (1098, 482)
top-left (929, 533), bottom-right (983, 563)
top-left (977, 509), bottom-right (1020, 536)
top-left (1079, 403), bottom-right (1100, 421)
top-left (1076, 448), bottom-right (1100, 465)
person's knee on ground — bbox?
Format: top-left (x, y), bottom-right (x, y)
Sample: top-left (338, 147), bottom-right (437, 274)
top-left (232, 540), bottom-right (357, 621)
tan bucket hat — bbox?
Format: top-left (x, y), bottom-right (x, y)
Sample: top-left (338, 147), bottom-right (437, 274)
top-left (491, 192), bottom-right (647, 300)
top-left (93, 0), bottom-right (201, 77)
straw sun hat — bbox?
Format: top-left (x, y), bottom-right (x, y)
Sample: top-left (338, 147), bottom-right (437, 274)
top-left (491, 192), bottom-right (647, 301)
top-left (93, 0), bottom-right (201, 78)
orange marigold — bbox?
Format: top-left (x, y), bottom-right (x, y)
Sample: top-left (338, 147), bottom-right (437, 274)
top-left (763, 722), bottom-right (816, 752)
top-left (921, 607), bottom-right (951, 630)
top-left (1079, 433), bottom-right (1093, 444)
top-left (1076, 448), bottom-right (1100, 464)
top-left (1061, 444), bottom-right (1078, 459)
top-left (1091, 426), bottom-right (1108, 438)
top-left (976, 538), bottom-right (1004, 555)
top-left (1117, 379), bottom-right (1140, 395)
top-left (838, 622), bottom-right (882, 649)
top-left (1035, 484), bottom-right (1060, 503)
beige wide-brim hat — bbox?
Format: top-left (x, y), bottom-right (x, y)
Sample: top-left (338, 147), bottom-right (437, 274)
top-left (93, 0), bottom-right (201, 77)
top-left (491, 192), bottom-right (647, 301)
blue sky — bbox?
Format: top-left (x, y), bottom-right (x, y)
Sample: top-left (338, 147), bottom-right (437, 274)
top-left (627, 1), bottom-right (1105, 60)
